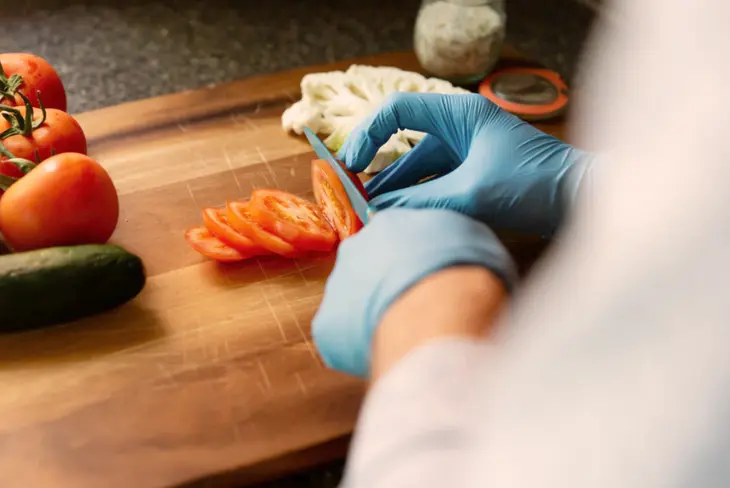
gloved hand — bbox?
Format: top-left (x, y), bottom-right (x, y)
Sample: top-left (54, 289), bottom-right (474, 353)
top-left (312, 208), bottom-right (517, 377)
top-left (338, 92), bottom-right (595, 237)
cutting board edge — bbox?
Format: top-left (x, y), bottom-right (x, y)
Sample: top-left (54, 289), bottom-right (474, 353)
top-left (75, 46), bottom-right (527, 146)
top-left (179, 435), bottom-right (353, 488)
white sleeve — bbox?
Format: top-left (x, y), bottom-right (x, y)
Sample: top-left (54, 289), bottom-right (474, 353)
top-left (342, 1), bottom-right (730, 487)
top-left (340, 339), bottom-right (490, 488)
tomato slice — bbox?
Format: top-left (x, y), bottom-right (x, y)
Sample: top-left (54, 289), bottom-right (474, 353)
top-left (335, 159), bottom-right (369, 201)
top-left (225, 200), bottom-right (303, 257)
top-left (311, 159), bottom-right (364, 240)
top-left (248, 189), bottom-right (338, 252)
top-left (202, 207), bottom-right (270, 256)
top-left (184, 226), bottom-right (247, 263)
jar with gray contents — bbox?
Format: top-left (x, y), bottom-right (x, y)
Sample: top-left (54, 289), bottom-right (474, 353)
top-left (414, 0), bottom-right (506, 85)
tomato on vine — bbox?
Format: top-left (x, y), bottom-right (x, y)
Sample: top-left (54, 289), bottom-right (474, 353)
top-left (0, 91), bottom-right (86, 162)
top-left (0, 53), bottom-right (66, 111)
top-left (0, 141), bottom-right (37, 197)
top-left (0, 152), bottom-right (119, 252)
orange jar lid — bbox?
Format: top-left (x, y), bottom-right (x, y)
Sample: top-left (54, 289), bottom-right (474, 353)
top-left (479, 67), bottom-right (568, 121)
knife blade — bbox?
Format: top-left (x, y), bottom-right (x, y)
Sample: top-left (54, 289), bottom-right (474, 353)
top-left (302, 126), bottom-right (373, 225)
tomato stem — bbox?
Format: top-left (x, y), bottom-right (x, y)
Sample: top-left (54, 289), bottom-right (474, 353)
top-left (0, 90), bottom-right (47, 138)
top-left (0, 106), bottom-right (23, 138)
top-left (29, 91), bottom-right (47, 129)
top-left (0, 173), bottom-right (17, 191)
top-left (0, 141), bottom-right (36, 174)
top-left (0, 141), bottom-right (15, 160)
top-left (5, 158), bottom-right (36, 174)
top-left (0, 62), bottom-right (24, 104)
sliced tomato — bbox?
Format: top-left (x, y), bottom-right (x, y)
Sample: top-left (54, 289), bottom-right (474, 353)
top-left (226, 199), bottom-right (303, 257)
top-left (248, 189), bottom-right (337, 252)
top-left (202, 207), bottom-right (270, 256)
top-left (335, 159), bottom-right (369, 201)
top-left (315, 158), bottom-right (369, 200)
top-left (184, 226), bottom-right (247, 263)
top-left (311, 159), bottom-right (364, 240)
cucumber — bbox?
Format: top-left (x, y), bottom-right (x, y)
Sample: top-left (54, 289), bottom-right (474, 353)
top-left (0, 244), bottom-right (146, 332)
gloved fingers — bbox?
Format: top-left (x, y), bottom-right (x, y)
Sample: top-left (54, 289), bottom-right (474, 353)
top-left (368, 169), bottom-right (474, 216)
top-left (364, 134), bottom-right (455, 199)
top-left (312, 207), bottom-right (519, 378)
top-left (312, 290), bottom-right (369, 376)
top-left (338, 92), bottom-right (482, 173)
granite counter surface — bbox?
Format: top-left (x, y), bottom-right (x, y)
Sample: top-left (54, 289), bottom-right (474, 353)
top-left (1, 0), bottom-right (597, 113)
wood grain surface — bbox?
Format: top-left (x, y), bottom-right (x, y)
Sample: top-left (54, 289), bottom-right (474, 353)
top-left (0, 50), bottom-right (568, 488)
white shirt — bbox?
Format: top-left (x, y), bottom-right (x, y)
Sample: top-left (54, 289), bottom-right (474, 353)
top-left (341, 0), bottom-right (730, 486)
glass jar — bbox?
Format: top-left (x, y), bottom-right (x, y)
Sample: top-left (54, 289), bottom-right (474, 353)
top-left (414, 0), bottom-right (506, 85)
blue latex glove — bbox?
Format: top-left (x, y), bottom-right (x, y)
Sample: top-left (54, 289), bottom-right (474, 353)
top-left (338, 92), bottom-right (595, 237)
top-left (312, 208), bottom-right (517, 377)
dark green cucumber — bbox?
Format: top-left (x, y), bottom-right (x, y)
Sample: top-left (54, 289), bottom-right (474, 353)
top-left (0, 244), bottom-right (146, 332)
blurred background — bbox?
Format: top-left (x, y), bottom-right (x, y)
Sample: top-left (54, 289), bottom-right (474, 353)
top-left (0, 0), bottom-right (601, 486)
top-left (0, 0), bottom-right (599, 113)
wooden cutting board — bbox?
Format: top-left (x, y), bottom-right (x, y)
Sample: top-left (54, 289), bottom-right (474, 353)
top-left (0, 50), bottom-right (567, 488)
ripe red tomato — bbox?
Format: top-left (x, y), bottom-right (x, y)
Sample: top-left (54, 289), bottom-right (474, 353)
top-left (311, 159), bottom-right (364, 240)
top-left (0, 161), bottom-right (24, 198)
top-left (248, 189), bottom-right (337, 252)
top-left (0, 152), bottom-right (119, 251)
top-left (185, 226), bottom-right (247, 263)
top-left (0, 161), bottom-right (24, 179)
top-left (225, 200), bottom-right (302, 257)
top-left (0, 53), bottom-right (66, 111)
top-left (201, 207), bottom-right (270, 257)
top-left (0, 102), bottom-right (86, 162)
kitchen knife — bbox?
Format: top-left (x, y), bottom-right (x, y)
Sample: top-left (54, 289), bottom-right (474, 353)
top-left (302, 126), bottom-right (373, 225)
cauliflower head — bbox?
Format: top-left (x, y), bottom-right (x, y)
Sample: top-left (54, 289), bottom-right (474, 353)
top-left (281, 64), bottom-right (469, 174)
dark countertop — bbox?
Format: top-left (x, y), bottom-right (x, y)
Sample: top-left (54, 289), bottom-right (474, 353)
top-left (1, 0), bottom-right (597, 114)
top-left (0, 0), bottom-right (598, 486)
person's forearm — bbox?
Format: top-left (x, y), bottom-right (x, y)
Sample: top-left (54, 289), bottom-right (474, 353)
top-left (341, 267), bottom-right (507, 487)
top-left (371, 266), bottom-right (508, 381)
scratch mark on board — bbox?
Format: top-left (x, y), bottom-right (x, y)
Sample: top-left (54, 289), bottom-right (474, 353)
top-left (230, 113), bottom-right (258, 131)
top-left (222, 147), bottom-right (244, 195)
top-left (257, 261), bottom-right (287, 341)
top-left (284, 300), bottom-right (320, 367)
top-left (294, 372), bottom-right (308, 395)
top-left (239, 115), bottom-right (259, 130)
top-left (281, 90), bottom-right (298, 102)
top-left (263, 295), bottom-right (287, 342)
top-left (155, 363), bottom-right (180, 389)
top-left (186, 183), bottom-right (199, 207)
top-left (256, 360), bottom-right (272, 391)
top-left (256, 145), bottom-right (279, 187)
top-left (256, 259), bottom-right (271, 280)
top-left (293, 259), bottom-right (309, 286)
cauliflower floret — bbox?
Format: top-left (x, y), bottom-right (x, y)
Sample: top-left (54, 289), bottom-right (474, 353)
top-left (281, 100), bottom-right (332, 135)
top-left (366, 131), bottom-right (413, 173)
top-left (425, 77), bottom-right (470, 94)
top-left (282, 65), bottom-right (471, 174)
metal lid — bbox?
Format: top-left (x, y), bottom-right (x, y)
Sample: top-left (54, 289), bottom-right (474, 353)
top-left (479, 67), bottom-right (569, 121)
